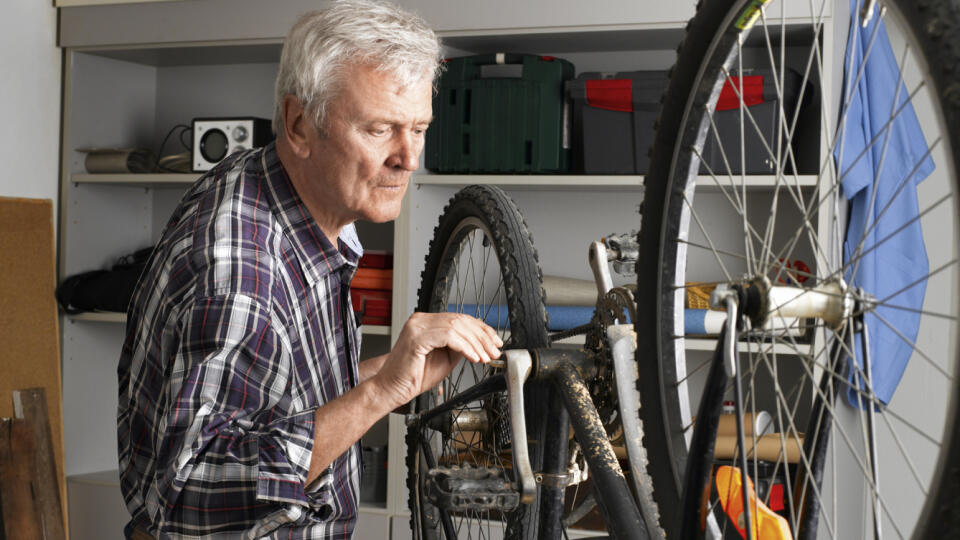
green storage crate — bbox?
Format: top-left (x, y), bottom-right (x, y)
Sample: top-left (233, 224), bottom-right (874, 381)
top-left (426, 53), bottom-right (574, 173)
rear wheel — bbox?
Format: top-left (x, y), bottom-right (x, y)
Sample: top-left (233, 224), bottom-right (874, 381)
top-left (637, 0), bottom-right (960, 538)
top-left (407, 184), bottom-right (556, 539)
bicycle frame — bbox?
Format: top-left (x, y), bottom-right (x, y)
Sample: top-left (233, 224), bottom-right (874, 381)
top-left (406, 338), bottom-right (648, 539)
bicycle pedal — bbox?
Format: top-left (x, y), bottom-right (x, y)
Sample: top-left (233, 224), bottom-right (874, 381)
top-left (425, 466), bottom-right (520, 512)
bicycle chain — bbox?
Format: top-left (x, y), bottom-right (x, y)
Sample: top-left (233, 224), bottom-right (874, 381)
top-left (585, 287), bottom-right (638, 444)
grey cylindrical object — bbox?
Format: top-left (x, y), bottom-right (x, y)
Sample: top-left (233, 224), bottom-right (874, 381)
top-left (542, 275), bottom-right (597, 306)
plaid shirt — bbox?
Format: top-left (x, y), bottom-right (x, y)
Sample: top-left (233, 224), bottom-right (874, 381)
top-left (118, 142), bottom-right (363, 539)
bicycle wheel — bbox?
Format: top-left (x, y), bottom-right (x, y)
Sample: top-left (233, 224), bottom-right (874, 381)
top-left (407, 184), bottom-right (555, 539)
top-left (637, 0), bottom-right (960, 538)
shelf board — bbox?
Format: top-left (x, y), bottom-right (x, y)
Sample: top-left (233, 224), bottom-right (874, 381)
top-left (415, 174), bottom-right (818, 191)
top-left (683, 337), bottom-right (810, 355)
top-left (551, 333), bottom-right (806, 355)
top-left (75, 173), bottom-right (819, 190)
top-left (357, 503), bottom-right (392, 515)
top-left (68, 312), bottom-right (126, 323)
top-left (416, 175), bottom-right (642, 191)
top-left (77, 41), bottom-right (283, 67)
top-left (361, 325), bottom-right (391, 336)
top-left (442, 26), bottom-right (685, 54)
top-left (69, 312), bottom-right (392, 337)
top-left (67, 469), bottom-right (120, 487)
top-left (695, 174), bottom-right (819, 190)
top-left (72, 173), bottom-right (199, 187)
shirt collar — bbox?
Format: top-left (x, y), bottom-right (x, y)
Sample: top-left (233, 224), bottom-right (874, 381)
top-left (259, 141), bottom-right (363, 286)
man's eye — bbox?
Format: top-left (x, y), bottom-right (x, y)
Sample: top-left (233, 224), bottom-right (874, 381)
top-left (371, 127), bottom-right (389, 136)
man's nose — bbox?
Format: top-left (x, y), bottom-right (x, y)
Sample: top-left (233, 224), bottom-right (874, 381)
top-left (389, 131), bottom-right (421, 171)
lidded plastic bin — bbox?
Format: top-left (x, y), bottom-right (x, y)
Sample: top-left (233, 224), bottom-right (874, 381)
top-left (425, 53), bottom-right (575, 173)
top-left (700, 68), bottom-right (810, 175)
top-left (566, 70), bottom-right (670, 174)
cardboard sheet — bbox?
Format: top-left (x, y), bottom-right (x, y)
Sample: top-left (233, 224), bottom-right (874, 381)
top-left (0, 197), bottom-right (65, 520)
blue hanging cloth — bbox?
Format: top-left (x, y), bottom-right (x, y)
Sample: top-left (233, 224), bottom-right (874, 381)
top-left (835, 0), bottom-right (935, 406)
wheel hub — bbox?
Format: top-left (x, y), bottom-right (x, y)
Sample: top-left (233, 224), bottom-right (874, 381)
top-left (713, 276), bottom-right (860, 330)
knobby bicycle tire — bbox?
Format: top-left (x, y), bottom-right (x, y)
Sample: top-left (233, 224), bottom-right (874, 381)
top-left (407, 184), bottom-right (555, 539)
top-left (637, 0), bottom-right (960, 538)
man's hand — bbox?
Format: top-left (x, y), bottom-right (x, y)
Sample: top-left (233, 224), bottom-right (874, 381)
top-left (371, 312), bottom-right (503, 409)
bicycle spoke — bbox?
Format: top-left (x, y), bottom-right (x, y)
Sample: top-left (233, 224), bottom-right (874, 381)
top-left (682, 194), bottom-right (737, 281)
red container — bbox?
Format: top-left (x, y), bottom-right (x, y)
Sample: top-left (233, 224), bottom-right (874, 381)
top-left (351, 288), bottom-right (392, 326)
top-left (359, 251), bottom-right (394, 269)
top-left (354, 268), bottom-right (393, 290)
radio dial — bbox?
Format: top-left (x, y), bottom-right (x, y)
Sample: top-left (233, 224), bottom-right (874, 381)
top-left (232, 126), bottom-right (249, 142)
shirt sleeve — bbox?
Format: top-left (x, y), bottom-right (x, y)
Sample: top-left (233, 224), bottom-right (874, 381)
top-left (151, 293), bottom-right (324, 533)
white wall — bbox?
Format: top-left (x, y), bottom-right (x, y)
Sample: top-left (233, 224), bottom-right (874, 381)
top-left (0, 0), bottom-right (61, 210)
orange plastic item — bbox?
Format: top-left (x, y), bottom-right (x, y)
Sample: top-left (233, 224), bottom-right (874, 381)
top-left (353, 267), bottom-right (393, 290)
top-left (714, 465), bottom-right (793, 540)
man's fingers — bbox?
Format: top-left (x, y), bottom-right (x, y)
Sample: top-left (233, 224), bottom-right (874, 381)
top-left (461, 315), bottom-right (503, 363)
top-left (468, 315), bottom-right (504, 360)
top-left (440, 314), bottom-right (500, 365)
top-left (448, 326), bottom-right (489, 364)
top-left (408, 312), bottom-right (504, 365)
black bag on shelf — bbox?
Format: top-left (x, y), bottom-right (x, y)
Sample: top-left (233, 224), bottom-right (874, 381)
top-left (56, 247), bottom-right (153, 315)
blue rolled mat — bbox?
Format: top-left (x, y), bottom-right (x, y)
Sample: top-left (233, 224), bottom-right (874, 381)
top-left (684, 308), bottom-right (728, 335)
top-left (451, 304), bottom-right (721, 334)
top-left (446, 304), bottom-right (598, 331)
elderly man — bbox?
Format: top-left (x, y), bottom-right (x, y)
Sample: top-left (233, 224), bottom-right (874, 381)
top-left (116, 1), bottom-right (502, 537)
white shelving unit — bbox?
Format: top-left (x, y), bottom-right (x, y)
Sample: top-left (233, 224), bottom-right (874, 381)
top-left (56, 1), bottom-right (837, 538)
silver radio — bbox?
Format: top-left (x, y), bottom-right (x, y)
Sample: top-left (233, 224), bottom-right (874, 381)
top-left (192, 117), bottom-right (272, 172)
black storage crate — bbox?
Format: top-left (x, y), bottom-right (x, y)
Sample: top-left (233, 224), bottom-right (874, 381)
top-left (566, 70), bottom-right (669, 174)
top-left (700, 68), bottom-right (813, 175)
top-left (425, 53), bottom-right (574, 173)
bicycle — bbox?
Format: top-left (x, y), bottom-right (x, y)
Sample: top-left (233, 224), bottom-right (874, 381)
top-left (405, 0), bottom-right (960, 538)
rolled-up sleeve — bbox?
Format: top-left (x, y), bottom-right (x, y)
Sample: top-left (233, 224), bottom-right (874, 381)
top-left (153, 293), bottom-right (323, 533)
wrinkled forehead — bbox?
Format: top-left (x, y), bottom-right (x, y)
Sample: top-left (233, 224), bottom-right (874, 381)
top-left (327, 62), bottom-right (434, 123)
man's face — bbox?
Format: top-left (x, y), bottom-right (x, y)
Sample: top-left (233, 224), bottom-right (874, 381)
top-left (297, 62), bottom-right (433, 230)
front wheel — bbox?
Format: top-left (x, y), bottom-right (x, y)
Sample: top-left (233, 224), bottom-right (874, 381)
top-left (637, 0), bottom-right (960, 538)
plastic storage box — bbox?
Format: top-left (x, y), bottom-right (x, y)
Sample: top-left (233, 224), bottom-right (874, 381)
top-left (566, 70), bottom-right (669, 174)
top-left (700, 68), bottom-right (809, 175)
top-left (425, 53), bottom-right (575, 173)
top-left (351, 288), bottom-right (391, 326)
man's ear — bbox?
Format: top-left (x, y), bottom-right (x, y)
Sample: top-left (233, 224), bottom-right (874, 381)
top-left (281, 94), bottom-right (313, 159)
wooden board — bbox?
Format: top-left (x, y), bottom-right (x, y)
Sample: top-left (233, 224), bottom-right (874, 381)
top-left (0, 418), bottom-right (43, 538)
top-left (0, 197), bottom-right (66, 525)
top-left (14, 389), bottom-right (66, 540)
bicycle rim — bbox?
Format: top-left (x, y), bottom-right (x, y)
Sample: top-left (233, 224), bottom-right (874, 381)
top-left (637, 0), bottom-right (960, 538)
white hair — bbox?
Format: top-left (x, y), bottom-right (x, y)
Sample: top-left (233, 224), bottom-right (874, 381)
top-left (273, 0), bottom-right (443, 136)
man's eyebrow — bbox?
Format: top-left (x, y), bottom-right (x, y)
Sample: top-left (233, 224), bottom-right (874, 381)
top-left (367, 116), bottom-right (433, 125)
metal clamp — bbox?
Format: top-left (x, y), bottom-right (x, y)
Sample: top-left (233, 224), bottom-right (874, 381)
top-left (534, 472), bottom-right (571, 488)
top-left (504, 349), bottom-right (537, 504)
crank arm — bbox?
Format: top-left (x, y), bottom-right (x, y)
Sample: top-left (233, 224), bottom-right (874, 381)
top-left (503, 349), bottom-right (537, 504)
top-left (589, 241), bottom-right (614, 298)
